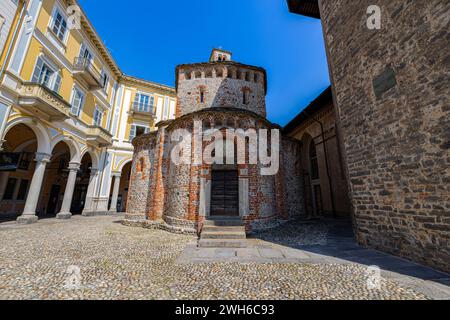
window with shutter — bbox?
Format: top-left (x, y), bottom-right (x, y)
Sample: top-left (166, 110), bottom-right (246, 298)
top-left (130, 124), bottom-right (149, 140)
top-left (93, 107), bottom-right (103, 127)
top-left (53, 72), bottom-right (62, 93)
top-left (130, 125), bottom-right (136, 140)
top-left (32, 56), bottom-right (61, 93)
top-left (31, 57), bottom-right (44, 83)
top-left (150, 96), bottom-right (155, 110)
top-left (133, 93), bottom-right (153, 112)
top-left (39, 65), bottom-right (52, 88)
top-left (80, 44), bottom-right (93, 62)
top-left (52, 11), bottom-right (68, 42)
top-left (101, 70), bottom-right (109, 91)
top-left (71, 88), bottom-right (85, 116)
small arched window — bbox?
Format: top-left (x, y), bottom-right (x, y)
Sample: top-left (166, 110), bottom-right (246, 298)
top-left (242, 88), bottom-right (250, 105)
top-left (202, 119), bottom-right (210, 129)
top-left (309, 140), bottom-right (319, 180)
top-left (199, 87), bottom-right (206, 103)
top-left (136, 157), bottom-right (145, 173)
top-left (227, 68), bottom-right (233, 78)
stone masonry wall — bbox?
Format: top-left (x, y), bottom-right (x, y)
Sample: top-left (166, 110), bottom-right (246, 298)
top-left (288, 104), bottom-right (352, 216)
top-left (282, 138), bottom-right (305, 219)
top-left (319, 0), bottom-right (450, 272)
top-left (177, 64), bottom-right (266, 117)
top-left (126, 133), bottom-right (158, 219)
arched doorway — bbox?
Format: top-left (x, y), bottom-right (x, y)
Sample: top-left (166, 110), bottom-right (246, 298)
top-left (109, 161), bottom-right (132, 212)
top-left (300, 132), bottom-right (323, 218)
top-left (309, 139), bottom-right (323, 217)
top-left (0, 124), bottom-right (38, 222)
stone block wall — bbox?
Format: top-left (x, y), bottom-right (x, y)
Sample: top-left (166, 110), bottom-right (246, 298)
top-left (126, 133), bottom-right (158, 219)
top-left (287, 102), bottom-right (351, 217)
top-left (126, 108), bottom-right (306, 234)
top-left (282, 138), bottom-right (305, 218)
top-left (177, 64), bottom-right (266, 117)
top-left (319, 0), bottom-right (450, 272)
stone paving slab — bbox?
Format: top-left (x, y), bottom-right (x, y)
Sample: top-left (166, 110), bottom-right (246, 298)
top-left (258, 248), bottom-right (285, 259)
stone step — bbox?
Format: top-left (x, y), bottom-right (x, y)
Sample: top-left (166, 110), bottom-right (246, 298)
top-left (203, 218), bottom-right (244, 227)
top-left (198, 238), bottom-right (247, 248)
top-left (202, 225), bottom-right (245, 233)
top-left (201, 230), bottom-right (247, 239)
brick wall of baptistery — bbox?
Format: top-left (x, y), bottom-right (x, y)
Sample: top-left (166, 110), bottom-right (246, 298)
top-left (126, 133), bottom-right (158, 218)
top-left (319, 0), bottom-right (450, 272)
top-left (177, 63), bottom-right (266, 117)
top-left (150, 127), bottom-right (171, 220)
top-left (163, 120), bottom-right (193, 221)
top-left (126, 50), bottom-right (308, 235)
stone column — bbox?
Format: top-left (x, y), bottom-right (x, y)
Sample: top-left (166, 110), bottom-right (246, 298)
top-left (56, 162), bottom-right (81, 219)
top-left (17, 153), bottom-right (51, 224)
top-left (199, 176), bottom-right (211, 217)
top-left (82, 168), bottom-right (98, 216)
top-left (109, 173), bottom-right (121, 212)
top-left (239, 177), bottom-right (249, 217)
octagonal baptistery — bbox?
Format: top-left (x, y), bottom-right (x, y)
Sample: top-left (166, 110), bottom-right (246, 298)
top-left (124, 49), bottom-right (305, 234)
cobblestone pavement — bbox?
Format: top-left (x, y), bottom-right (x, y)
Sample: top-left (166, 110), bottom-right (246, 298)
top-left (0, 215), bottom-right (448, 300)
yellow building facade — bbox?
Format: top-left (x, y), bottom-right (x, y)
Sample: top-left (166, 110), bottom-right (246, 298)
top-left (0, 0), bottom-right (176, 222)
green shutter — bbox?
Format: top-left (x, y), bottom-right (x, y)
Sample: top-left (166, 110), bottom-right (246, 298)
top-left (53, 72), bottom-right (62, 93)
top-left (133, 93), bottom-right (140, 110)
top-left (130, 125), bottom-right (136, 139)
top-left (31, 57), bottom-right (44, 83)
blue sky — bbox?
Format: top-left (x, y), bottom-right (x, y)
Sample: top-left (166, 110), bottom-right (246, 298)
top-left (79, 0), bottom-right (330, 126)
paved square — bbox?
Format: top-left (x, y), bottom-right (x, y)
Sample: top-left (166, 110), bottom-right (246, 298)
top-left (0, 215), bottom-right (448, 300)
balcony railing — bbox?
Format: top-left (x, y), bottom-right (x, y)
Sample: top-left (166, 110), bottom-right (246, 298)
top-left (73, 57), bottom-right (103, 90)
top-left (131, 102), bottom-right (155, 117)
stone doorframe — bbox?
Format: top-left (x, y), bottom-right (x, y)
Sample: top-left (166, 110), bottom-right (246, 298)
top-left (199, 165), bottom-right (249, 218)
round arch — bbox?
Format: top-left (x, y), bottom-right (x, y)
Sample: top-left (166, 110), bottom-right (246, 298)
top-left (116, 158), bottom-right (133, 172)
top-left (3, 117), bottom-right (51, 154)
top-left (299, 132), bottom-right (314, 168)
top-left (80, 148), bottom-right (100, 170)
top-left (51, 135), bottom-right (81, 163)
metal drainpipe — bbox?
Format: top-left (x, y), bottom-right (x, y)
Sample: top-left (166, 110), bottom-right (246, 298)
top-left (0, 0), bottom-right (28, 82)
top-left (302, 111), bottom-right (337, 218)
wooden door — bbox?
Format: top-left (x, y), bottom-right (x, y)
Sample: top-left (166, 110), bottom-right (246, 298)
top-left (210, 170), bottom-right (239, 216)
